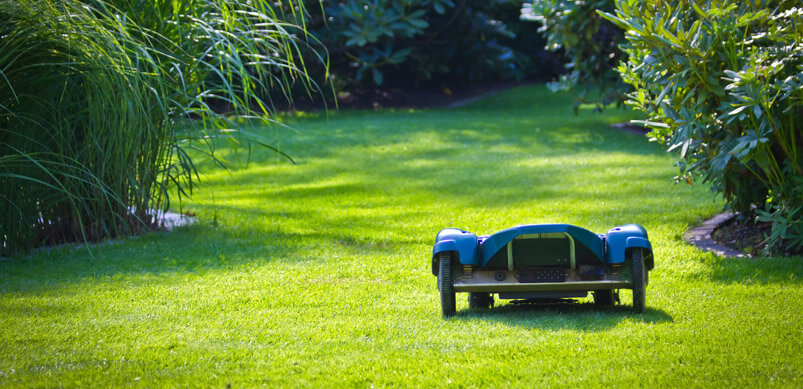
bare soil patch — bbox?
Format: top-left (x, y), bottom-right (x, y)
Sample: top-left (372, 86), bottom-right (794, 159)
top-left (711, 216), bottom-right (773, 256)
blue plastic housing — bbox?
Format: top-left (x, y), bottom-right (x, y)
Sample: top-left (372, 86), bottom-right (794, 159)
top-left (432, 228), bottom-right (480, 265)
top-left (477, 224), bottom-right (603, 267)
top-left (604, 224), bottom-right (653, 269)
top-left (432, 223), bottom-right (653, 274)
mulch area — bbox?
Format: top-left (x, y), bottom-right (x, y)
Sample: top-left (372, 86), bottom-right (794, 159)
top-left (687, 210), bottom-right (802, 257)
top-left (711, 216), bottom-right (773, 256)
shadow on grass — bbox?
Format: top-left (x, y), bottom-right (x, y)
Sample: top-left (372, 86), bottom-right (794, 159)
top-left (201, 125), bottom-right (680, 223)
top-left (0, 205), bottom-right (416, 292)
top-left (706, 255), bottom-right (803, 285)
top-left (452, 300), bottom-right (673, 331)
top-left (243, 112), bottom-right (661, 169)
top-left (0, 85), bottom-right (708, 295)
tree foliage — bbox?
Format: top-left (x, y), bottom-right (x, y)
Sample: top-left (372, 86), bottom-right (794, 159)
top-left (521, 0), bottom-right (627, 111)
top-left (600, 0), bottom-right (803, 255)
top-left (303, 0), bottom-right (549, 88)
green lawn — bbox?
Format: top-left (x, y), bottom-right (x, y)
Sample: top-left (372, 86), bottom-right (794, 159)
top-left (1, 85), bottom-right (801, 387)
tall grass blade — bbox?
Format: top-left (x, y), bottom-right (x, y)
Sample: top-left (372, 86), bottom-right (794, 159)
top-left (0, 0), bottom-right (326, 255)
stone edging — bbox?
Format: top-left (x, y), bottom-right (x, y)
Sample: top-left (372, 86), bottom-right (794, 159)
top-left (159, 210), bottom-right (197, 230)
top-left (683, 211), bottom-right (747, 258)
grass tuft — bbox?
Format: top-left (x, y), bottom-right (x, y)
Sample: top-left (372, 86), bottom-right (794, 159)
top-left (0, 0), bottom-right (323, 255)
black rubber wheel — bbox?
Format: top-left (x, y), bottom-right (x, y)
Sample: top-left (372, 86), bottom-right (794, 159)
top-left (438, 253), bottom-right (456, 317)
top-left (468, 292), bottom-right (493, 309)
top-left (631, 248), bottom-right (647, 313)
top-left (593, 289), bottom-right (614, 306)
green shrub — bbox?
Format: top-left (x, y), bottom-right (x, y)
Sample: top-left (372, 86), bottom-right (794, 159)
top-left (600, 0), bottom-right (803, 255)
top-left (302, 0), bottom-right (548, 88)
top-left (521, 0), bottom-right (627, 111)
top-left (0, 0), bottom-right (321, 255)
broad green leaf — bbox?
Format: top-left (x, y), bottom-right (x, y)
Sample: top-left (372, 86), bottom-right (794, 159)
top-left (372, 67), bottom-right (383, 85)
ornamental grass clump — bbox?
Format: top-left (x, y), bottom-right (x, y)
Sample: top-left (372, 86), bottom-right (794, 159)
top-left (0, 0), bottom-right (323, 256)
top-left (600, 0), bottom-right (802, 255)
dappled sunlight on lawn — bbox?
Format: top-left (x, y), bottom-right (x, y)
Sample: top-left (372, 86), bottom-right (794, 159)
top-left (2, 85), bottom-right (800, 387)
top-left (192, 93), bottom-right (714, 244)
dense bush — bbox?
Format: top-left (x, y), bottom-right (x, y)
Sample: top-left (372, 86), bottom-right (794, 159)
top-left (301, 0), bottom-right (552, 91)
top-left (601, 0), bottom-right (802, 254)
top-left (521, 0), bottom-right (627, 111)
top-left (0, 0), bottom-right (321, 255)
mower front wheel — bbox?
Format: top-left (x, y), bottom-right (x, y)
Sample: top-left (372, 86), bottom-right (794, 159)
top-left (631, 248), bottom-right (647, 313)
top-left (438, 253), bottom-right (456, 317)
